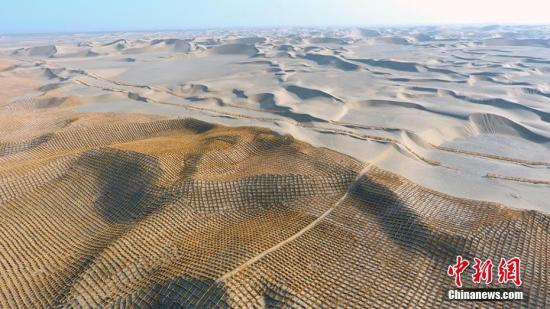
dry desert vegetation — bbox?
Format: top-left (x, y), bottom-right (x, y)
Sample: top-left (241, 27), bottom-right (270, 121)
top-left (0, 26), bottom-right (549, 307)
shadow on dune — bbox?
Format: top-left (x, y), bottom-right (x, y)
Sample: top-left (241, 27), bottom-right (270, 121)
top-left (303, 53), bottom-right (359, 71)
top-left (469, 113), bottom-right (550, 143)
top-left (361, 99), bottom-right (468, 121)
top-left (77, 148), bottom-right (170, 224)
top-left (449, 91), bottom-right (550, 122)
top-left (65, 276), bottom-right (230, 307)
top-left (263, 283), bottom-right (306, 308)
top-left (176, 118), bottom-right (216, 134)
top-left (285, 85), bottom-right (343, 103)
top-left (0, 133), bottom-right (53, 157)
top-left (53, 148), bottom-right (180, 305)
top-left (143, 277), bottom-right (229, 308)
top-left (349, 175), bottom-right (473, 263)
top-left (255, 93), bottom-right (327, 123)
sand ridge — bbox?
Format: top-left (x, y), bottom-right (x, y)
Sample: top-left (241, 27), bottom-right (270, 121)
top-left (0, 114), bottom-right (547, 307)
top-left (0, 26), bottom-right (549, 307)
top-left (2, 25), bottom-right (548, 210)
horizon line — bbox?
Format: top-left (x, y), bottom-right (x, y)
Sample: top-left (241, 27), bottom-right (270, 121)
top-left (2, 22), bottom-right (549, 36)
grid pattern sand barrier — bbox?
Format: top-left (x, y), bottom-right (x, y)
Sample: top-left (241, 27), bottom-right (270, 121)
top-left (0, 118), bottom-right (548, 308)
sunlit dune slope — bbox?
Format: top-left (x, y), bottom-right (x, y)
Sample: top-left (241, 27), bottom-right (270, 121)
top-left (0, 117), bottom-right (548, 308)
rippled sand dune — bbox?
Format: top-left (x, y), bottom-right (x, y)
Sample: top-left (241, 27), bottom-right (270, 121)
top-left (0, 26), bottom-right (548, 307)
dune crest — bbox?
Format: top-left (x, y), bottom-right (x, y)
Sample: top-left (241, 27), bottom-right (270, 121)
top-left (1, 25), bottom-right (549, 307)
top-left (0, 117), bottom-right (547, 307)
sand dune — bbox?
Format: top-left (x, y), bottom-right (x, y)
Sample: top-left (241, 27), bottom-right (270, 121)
top-left (285, 85), bottom-right (343, 102)
top-left (357, 28), bottom-right (381, 37)
top-left (0, 114), bottom-right (547, 307)
top-left (12, 45), bottom-right (58, 57)
top-left (0, 25), bottom-right (549, 307)
top-left (2, 26), bottom-right (547, 211)
top-left (468, 113), bottom-right (550, 142)
top-left (303, 53), bottom-right (360, 71)
top-left (350, 57), bottom-right (421, 72)
top-left (150, 38), bottom-right (193, 52)
top-left (368, 36), bottom-right (411, 45)
top-left (119, 39), bottom-right (194, 55)
top-left (211, 43), bottom-right (259, 55)
top-left (484, 38), bottom-right (550, 48)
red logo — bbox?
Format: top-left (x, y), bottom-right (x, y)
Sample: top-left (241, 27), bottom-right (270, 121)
top-left (498, 257), bottom-right (522, 287)
top-left (448, 256), bottom-right (521, 287)
top-left (472, 258), bottom-right (493, 284)
top-left (447, 255), bottom-right (469, 287)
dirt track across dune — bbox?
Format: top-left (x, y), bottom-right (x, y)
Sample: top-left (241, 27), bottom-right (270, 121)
top-left (1, 26), bottom-right (549, 307)
top-left (0, 116), bottom-right (548, 308)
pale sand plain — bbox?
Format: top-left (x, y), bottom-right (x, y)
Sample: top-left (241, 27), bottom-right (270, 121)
top-left (0, 26), bottom-right (548, 307)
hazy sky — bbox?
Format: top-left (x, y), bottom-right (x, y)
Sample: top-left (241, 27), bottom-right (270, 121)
top-left (1, 0), bottom-right (549, 34)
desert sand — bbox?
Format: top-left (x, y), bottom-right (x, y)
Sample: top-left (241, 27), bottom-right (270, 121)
top-left (0, 26), bottom-right (548, 307)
